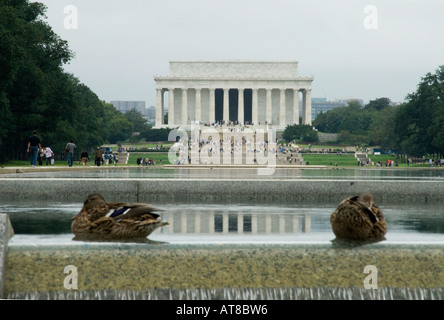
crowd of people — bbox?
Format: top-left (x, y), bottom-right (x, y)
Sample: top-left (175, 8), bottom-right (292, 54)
top-left (27, 130), bottom-right (55, 167)
top-left (93, 147), bottom-right (119, 166)
top-left (375, 160), bottom-right (399, 167)
top-left (171, 130), bottom-right (274, 165)
top-left (136, 157), bottom-right (158, 166)
top-left (26, 130), bottom-right (444, 169)
top-left (26, 130), bottom-right (120, 167)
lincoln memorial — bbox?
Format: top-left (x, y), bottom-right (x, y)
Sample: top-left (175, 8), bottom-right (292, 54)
top-left (154, 60), bottom-right (314, 129)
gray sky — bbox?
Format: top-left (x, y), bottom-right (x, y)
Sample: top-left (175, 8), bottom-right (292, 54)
top-left (35, 0), bottom-right (444, 106)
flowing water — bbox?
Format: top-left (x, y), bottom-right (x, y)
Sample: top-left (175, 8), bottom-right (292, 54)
top-left (6, 287), bottom-right (444, 300)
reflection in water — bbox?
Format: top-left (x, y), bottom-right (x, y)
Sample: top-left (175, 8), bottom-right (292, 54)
top-left (166, 211), bottom-right (311, 235)
top-left (3, 202), bottom-right (444, 244)
top-left (2, 167), bottom-right (444, 180)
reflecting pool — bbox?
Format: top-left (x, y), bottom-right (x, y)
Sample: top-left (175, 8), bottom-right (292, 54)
top-left (2, 167), bottom-right (444, 180)
top-left (2, 167), bottom-right (444, 300)
top-left (3, 201), bottom-right (444, 246)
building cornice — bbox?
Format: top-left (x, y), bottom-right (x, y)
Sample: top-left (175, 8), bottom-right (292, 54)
top-left (154, 76), bottom-right (314, 81)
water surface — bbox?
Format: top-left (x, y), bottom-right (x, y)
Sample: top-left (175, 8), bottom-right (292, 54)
top-left (3, 201), bottom-right (444, 246)
top-left (2, 167), bottom-right (444, 180)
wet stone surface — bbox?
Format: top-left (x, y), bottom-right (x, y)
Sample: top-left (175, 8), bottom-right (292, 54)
top-left (5, 243), bottom-right (444, 296)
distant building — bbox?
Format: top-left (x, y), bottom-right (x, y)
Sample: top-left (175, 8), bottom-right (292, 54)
top-left (154, 60), bottom-right (314, 129)
top-left (110, 101), bottom-right (147, 115)
top-left (146, 106), bottom-right (156, 119)
top-left (311, 97), bottom-right (364, 120)
top-left (335, 98), bottom-right (364, 107)
top-left (311, 98), bottom-right (344, 120)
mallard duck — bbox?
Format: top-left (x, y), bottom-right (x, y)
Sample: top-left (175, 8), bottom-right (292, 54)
top-left (72, 193), bottom-right (168, 241)
top-left (330, 193), bottom-right (387, 241)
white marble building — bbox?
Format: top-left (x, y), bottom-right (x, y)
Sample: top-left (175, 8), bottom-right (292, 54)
top-left (154, 60), bottom-right (314, 129)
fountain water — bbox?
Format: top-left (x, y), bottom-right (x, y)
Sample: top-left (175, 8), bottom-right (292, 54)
top-left (6, 287), bottom-right (444, 300)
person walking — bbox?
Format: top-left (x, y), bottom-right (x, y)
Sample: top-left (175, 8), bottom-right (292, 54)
top-left (81, 150), bottom-right (89, 166)
top-left (65, 139), bottom-right (76, 167)
top-left (95, 147), bottom-right (103, 166)
top-left (43, 146), bottom-right (55, 165)
top-left (27, 130), bottom-right (41, 167)
top-left (38, 148), bottom-right (44, 166)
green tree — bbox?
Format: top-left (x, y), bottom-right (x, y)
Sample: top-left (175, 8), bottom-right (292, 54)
top-left (102, 103), bottom-right (133, 144)
top-left (0, 1), bottom-right (139, 162)
top-left (313, 99), bottom-right (396, 147)
top-left (0, 0), bottom-right (73, 160)
top-left (123, 108), bottom-right (148, 132)
top-left (367, 105), bottom-right (400, 150)
top-left (282, 124), bottom-right (318, 143)
top-left (312, 105), bottom-right (346, 133)
top-left (140, 127), bottom-right (171, 142)
top-left (364, 97), bottom-right (391, 112)
top-left (394, 66), bottom-right (444, 157)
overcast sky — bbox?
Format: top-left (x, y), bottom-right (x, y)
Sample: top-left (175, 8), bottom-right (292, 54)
top-left (35, 0), bottom-right (444, 106)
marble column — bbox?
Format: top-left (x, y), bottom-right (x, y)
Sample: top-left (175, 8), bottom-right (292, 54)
top-left (209, 88), bottom-right (216, 124)
top-left (302, 89), bottom-right (312, 125)
top-left (195, 88), bottom-right (202, 123)
top-left (266, 89), bottom-right (272, 124)
top-left (280, 89), bottom-right (286, 127)
top-left (181, 213), bottom-right (187, 233)
top-left (168, 88), bottom-right (175, 127)
top-left (222, 212), bottom-right (229, 233)
top-left (238, 88), bottom-right (244, 125)
top-left (155, 88), bottom-right (164, 127)
top-left (237, 214), bottom-right (244, 234)
top-left (252, 89), bottom-right (259, 125)
top-left (223, 88), bottom-right (229, 123)
top-left (182, 88), bottom-right (188, 125)
top-left (293, 89), bottom-right (300, 125)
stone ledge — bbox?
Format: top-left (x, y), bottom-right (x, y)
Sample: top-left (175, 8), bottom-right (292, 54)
top-left (5, 244), bottom-right (444, 299)
top-left (0, 214), bottom-right (14, 299)
top-left (0, 178), bottom-right (442, 204)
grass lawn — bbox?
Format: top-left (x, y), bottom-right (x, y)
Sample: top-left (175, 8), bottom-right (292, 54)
top-left (2, 151), bottom-right (435, 168)
top-left (104, 142), bottom-right (174, 151)
top-left (303, 154), bottom-right (358, 166)
top-left (370, 154), bottom-right (403, 166)
top-left (2, 159), bottom-right (96, 167)
top-left (127, 153), bottom-right (172, 165)
top-left (2, 154), bottom-right (173, 167)
top-left (370, 154), bottom-right (433, 167)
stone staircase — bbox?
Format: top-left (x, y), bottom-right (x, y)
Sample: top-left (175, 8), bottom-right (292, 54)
top-left (117, 152), bottom-right (129, 165)
top-left (355, 152), bottom-right (372, 166)
top-left (276, 152), bottom-right (305, 165)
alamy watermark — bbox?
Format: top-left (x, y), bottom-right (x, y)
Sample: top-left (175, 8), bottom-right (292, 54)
top-left (64, 265), bottom-right (78, 290)
top-left (363, 265), bottom-right (378, 289)
top-left (168, 123), bottom-right (276, 175)
top-left (64, 5), bottom-right (79, 30)
top-left (363, 5), bottom-right (378, 30)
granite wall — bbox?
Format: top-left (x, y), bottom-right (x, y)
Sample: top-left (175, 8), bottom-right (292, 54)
top-left (0, 178), bottom-right (442, 204)
top-left (0, 213), bottom-right (14, 299)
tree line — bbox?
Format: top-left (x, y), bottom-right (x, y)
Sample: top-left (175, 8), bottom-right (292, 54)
top-left (0, 0), bottom-right (168, 163)
top-left (311, 66), bottom-right (444, 158)
top-left (3, 1), bottom-right (442, 163)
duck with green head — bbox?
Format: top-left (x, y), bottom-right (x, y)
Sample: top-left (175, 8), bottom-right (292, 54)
top-left (72, 194), bottom-right (169, 241)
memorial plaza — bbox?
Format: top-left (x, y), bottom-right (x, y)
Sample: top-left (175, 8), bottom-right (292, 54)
top-left (154, 60), bottom-right (314, 130)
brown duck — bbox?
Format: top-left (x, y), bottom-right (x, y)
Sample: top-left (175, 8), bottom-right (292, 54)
top-left (72, 194), bottom-right (169, 241)
top-left (330, 193), bottom-right (387, 240)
